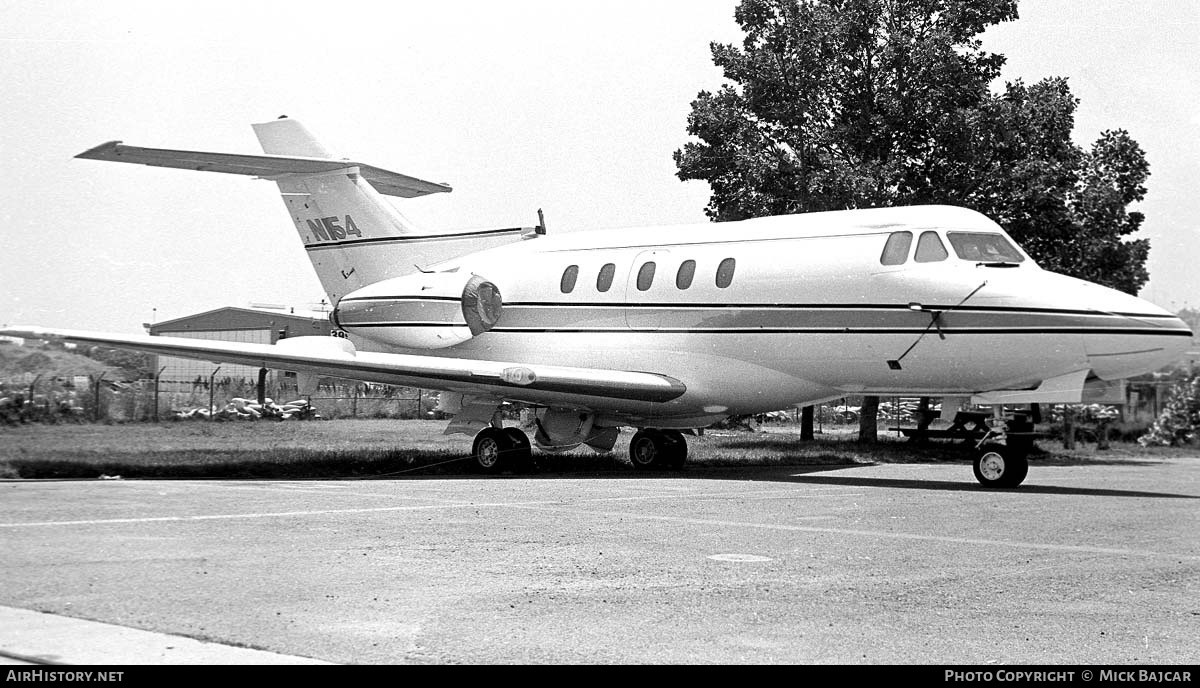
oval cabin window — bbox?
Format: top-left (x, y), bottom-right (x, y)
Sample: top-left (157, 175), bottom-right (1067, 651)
top-left (716, 258), bottom-right (736, 288)
top-left (596, 263), bottom-right (616, 292)
top-left (560, 265), bottom-right (579, 293)
top-left (637, 262), bottom-right (656, 291)
top-left (676, 260), bottom-right (696, 289)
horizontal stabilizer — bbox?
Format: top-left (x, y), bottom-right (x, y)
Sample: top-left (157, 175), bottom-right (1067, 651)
top-left (76, 141), bottom-right (452, 198)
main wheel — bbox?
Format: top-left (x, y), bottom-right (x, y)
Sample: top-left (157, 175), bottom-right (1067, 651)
top-left (629, 429), bottom-right (688, 470)
top-left (472, 427), bottom-right (515, 474)
top-left (659, 429), bottom-right (688, 469)
top-left (503, 427), bottom-right (534, 469)
top-left (973, 443), bottom-right (1029, 488)
top-left (629, 429), bottom-right (665, 470)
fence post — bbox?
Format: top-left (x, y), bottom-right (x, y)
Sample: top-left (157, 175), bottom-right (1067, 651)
top-left (92, 373), bottom-right (106, 422)
top-left (208, 367), bottom-right (221, 421)
top-left (153, 366), bottom-right (166, 422)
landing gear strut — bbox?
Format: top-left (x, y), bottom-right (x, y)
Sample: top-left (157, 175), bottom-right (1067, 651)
top-left (629, 428), bottom-right (687, 470)
top-left (471, 426), bottom-right (533, 474)
top-left (972, 442), bottom-right (1029, 488)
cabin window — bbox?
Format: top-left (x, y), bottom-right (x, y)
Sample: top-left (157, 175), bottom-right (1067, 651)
top-left (560, 265), bottom-right (579, 293)
top-left (636, 261), bottom-right (656, 291)
top-left (716, 258), bottom-right (736, 288)
top-left (914, 231), bottom-right (948, 263)
top-left (596, 263), bottom-right (616, 292)
top-left (880, 231), bottom-right (913, 265)
top-left (947, 232), bottom-right (1025, 263)
top-left (676, 260), bottom-right (696, 289)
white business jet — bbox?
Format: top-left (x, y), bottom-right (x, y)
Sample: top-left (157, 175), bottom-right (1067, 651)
top-left (4, 118), bottom-right (1191, 487)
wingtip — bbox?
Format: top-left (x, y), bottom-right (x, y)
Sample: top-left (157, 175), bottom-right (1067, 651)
top-left (76, 140), bottom-right (124, 160)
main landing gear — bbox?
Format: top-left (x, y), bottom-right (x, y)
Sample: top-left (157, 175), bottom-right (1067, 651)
top-left (628, 428), bottom-right (688, 470)
top-left (470, 426), bottom-right (533, 474)
top-left (469, 426), bottom-right (692, 473)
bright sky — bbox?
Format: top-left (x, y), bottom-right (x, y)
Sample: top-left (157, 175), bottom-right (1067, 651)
top-left (2, 0), bottom-right (1197, 332)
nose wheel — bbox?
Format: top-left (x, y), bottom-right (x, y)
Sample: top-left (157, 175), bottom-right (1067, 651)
top-left (972, 443), bottom-right (1028, 488)
top-left (629, 429), bottom-right (688, 470)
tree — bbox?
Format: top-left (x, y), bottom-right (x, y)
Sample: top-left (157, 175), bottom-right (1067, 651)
top-left (1138, 372), bottom-right (1200, 447)
top-left (675, 0), bottom-right (1152, 439)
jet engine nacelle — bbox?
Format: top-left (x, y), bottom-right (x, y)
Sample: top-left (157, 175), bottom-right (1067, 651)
top-left (331, 271), bottom-right (502, 349)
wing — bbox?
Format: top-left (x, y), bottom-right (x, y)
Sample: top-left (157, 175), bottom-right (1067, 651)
top-left (0, 327), bottom-right (685, 405)
top-left (76, 141), bottom-right (451, 199)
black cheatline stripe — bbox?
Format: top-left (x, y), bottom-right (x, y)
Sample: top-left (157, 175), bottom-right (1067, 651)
top-left (341, 322), bottom-right (465, 329)
top-left (338, 295), bottom-right (462, 304)
top-left (487, 327), bottom-right (1193, 336)
top-left (305, 227), bottom-right (526, 251)
top-left (503, 301), bottom-right (1181, 319)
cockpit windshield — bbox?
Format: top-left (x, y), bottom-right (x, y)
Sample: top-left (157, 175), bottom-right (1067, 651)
top-left (946, 232), bottom-right (1024, 263)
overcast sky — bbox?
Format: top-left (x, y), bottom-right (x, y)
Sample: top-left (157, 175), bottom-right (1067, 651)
top-left (2, 0), bottom-right (1197, 332)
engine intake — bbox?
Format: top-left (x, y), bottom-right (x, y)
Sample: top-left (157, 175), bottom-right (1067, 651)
top-left (332, 271), bottom-right (502, 349)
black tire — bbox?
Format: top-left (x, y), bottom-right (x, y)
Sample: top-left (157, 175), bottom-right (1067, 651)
top-left (973, 443), bottom-right (1028, 488)
top-left (503, 427), bottom-right (534, 470)
top-left (659, 429), bottom-right (688, 469)
top-left (629, 429), bottom-right (666, 470)
top-left (472, 427), bottom-right (514, 474)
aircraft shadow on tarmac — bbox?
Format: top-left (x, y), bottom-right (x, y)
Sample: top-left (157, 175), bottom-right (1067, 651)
top-left (7, 446), bottom-right (1196, 501)
top-left (509, 462), bottom-right (1197, 500)
top-left (756, 465), bottom-right (1200, 500)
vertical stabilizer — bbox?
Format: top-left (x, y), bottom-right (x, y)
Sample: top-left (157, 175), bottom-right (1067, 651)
top-left (75, 118), bottom-right (533, 307)
top-left (252, 118), bottom-right (431, 303)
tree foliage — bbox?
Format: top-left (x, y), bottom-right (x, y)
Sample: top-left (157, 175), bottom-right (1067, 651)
top-left (675, 0), bottom-right (1151, 294)
top-left (1138, 372), bottom-right (1200, 447)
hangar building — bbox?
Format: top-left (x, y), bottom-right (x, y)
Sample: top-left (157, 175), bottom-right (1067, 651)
top-left (145, 306), bottom-right (382, 388)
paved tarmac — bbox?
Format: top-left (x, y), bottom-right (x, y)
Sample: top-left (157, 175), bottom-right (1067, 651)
top-left (1, 457), bottom-right (1198, 665)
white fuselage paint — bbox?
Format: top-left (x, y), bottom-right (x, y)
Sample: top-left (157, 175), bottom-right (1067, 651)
top-left (332, 206), bottom-right (1192, 423)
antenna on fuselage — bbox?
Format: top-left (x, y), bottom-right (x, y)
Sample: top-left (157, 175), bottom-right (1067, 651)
top-left (887, 281), bottom-right (988, 371)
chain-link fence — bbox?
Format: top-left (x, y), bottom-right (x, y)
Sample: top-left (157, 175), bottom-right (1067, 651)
top-left (0, 373), bottom-right (437, 424)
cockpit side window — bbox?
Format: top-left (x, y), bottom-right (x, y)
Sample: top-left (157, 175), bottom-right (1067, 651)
top-left (914, 231), bottom-right (948, 263)
top-left (880, 231), bottom-right (913, 265)
top-left (947, 232), bottom-right (1025, 263)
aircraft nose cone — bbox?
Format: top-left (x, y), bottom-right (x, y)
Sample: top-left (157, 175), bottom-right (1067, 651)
top-left (1073, 283), bottom-right (1193, 379)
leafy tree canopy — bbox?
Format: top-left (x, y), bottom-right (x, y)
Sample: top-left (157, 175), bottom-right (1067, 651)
top-left (676, 0), bottom-right (1151, 294)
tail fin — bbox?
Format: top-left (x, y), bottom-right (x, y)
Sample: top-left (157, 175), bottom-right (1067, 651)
top-left (76, 117), bottom-right (530, 305)
top-left (250, 117), bottom-right (444, 302)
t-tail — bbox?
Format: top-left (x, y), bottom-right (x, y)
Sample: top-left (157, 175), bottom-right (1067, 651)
top-left (76, 117), bottom-right (532, 305)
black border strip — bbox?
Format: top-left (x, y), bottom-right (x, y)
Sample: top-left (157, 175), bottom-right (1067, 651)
top-left (304, 227), bottom-right (526, 251)
top-left (504, 301), bottom-right (1183, 319)
top-left (486, 327), bottom-right (1193, 336)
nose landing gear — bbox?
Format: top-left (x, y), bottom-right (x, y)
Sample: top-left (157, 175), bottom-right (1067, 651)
top-left (972, 442), bottom-right (1029, 488)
